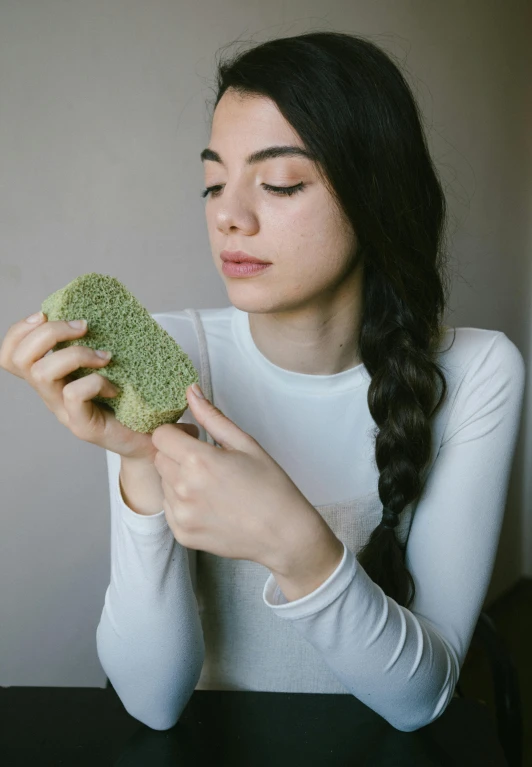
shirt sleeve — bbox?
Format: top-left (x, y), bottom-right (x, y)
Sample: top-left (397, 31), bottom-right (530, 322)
top-left (262, 331), bottom-right (526, 732)
top-left (96, 448), bottom-right (205, 731)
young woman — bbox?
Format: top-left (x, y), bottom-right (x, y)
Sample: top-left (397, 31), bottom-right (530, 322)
top-left (96, 32), bottom-right (525, 731)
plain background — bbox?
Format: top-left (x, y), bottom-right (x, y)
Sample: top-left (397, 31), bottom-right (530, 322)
top-left (0, 0), bottom-right (530, 688)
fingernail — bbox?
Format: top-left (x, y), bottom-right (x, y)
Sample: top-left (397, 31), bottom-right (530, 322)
top-left (26, 312), bottom-right (44, 324)
top-left (191, 383), bottom-right (205, 399)
top-left (68, 319), bottom-right (87, 329)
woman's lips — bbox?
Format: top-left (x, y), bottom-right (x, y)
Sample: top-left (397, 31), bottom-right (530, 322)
top-left (222, 261), bottom-right (272, 277)
top-left (220, 249), bottom-right (270, 264)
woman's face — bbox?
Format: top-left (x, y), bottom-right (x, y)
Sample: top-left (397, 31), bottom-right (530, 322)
top-left (202, 89), bottom-right (359, 316)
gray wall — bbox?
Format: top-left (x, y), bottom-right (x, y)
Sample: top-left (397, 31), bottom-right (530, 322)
top-left (1, 0), bottom-right (530, 687)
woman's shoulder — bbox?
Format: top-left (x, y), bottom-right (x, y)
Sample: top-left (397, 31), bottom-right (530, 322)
top-left (439, 326), bottom-right (525, 387)
top-left (437, 327), bottom-right (525, 448)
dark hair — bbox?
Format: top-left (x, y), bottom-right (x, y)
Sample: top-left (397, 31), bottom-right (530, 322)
top-left (207, 31), bottom-right (455, 609)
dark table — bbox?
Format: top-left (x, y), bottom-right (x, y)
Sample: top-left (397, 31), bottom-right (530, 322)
top-left (0, 685), bottom-right (508, 766)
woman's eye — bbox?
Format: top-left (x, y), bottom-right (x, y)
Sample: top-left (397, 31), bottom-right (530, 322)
top-left (201, 182), bottom-right (305, 199)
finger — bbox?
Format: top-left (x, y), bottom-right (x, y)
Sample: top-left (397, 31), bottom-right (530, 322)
top-left (7, 315), bottom-right (85, 379)
top-left (0, 311), bottom-right (48, 375)
top-left (61, 371), bottom-right (119, 439)
top-left (152, 420), bottom-right (205, 459)
top-left (30, 344), bottom-right (115, 425)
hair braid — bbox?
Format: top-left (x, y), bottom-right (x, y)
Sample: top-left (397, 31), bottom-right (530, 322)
top-left (355, 258), bottom-right (451, 608)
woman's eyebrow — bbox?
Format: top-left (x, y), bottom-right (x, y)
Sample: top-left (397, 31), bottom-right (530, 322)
top-left (200, 145), bottom-right (316, 166)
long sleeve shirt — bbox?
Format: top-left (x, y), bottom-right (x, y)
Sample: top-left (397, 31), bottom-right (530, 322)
top-left (96, 305), bottom-right (526, 731)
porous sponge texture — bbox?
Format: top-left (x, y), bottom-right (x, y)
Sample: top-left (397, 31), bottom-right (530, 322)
top-left (41, 273), bottom-right (200, 433)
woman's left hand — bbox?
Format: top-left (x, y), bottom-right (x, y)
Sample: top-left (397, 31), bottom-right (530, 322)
top-left (151, 384), bottom-right (333, 577)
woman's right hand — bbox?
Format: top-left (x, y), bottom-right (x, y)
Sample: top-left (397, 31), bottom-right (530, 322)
top-left (0, 312), bottom-right (198, 461)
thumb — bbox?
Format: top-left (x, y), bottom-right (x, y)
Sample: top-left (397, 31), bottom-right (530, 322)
top-left (186, 384), bottom-right (253, 452)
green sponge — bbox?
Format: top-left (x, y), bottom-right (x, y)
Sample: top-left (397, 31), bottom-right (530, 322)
top-left (41, 273), bottom-right (200, 434)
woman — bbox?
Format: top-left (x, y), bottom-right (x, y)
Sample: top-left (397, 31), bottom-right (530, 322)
top-left (97, 31), bottom-right (525, 731)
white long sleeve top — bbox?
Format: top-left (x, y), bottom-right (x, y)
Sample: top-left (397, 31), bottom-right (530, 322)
top-left (96, 305), bottom-right (526, 732)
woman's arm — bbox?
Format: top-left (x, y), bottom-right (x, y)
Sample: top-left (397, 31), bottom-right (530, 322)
top-left (262, 332), bottom-right (526, 731)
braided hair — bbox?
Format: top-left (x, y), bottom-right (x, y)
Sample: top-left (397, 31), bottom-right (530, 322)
top-left (208, 30), bottom-right (454, 608)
